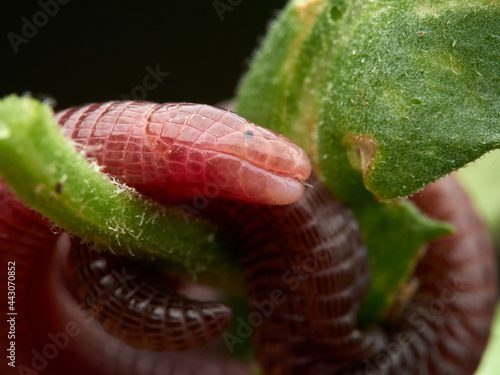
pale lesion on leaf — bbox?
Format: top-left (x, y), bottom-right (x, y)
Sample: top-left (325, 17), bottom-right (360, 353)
top-left (344, 134), bottom-right (378, 178)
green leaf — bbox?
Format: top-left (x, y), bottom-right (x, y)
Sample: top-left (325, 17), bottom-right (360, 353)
top-left (319, 0), bottom-right (500, 202)
top-left (0, 95), bottom-right (243, 292)
top-left (236, 0), bottom-right (334, 176)
top-left (353, 201), bottom-right (452, 326)
top-left (236, 0), bottom-right (500, 204)
top-left (235, 0), bottom-right (478, 323)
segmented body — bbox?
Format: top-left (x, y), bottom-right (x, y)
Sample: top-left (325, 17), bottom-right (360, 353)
top-left (69, 241), bottom-right (233, 352)
top-left (204, 173), bottom-right (375, 374)
top-left (327, 176), bottom-right (497, 375)
top-left (0, 101), bottom-right (497, 375)
top-left (209, 175), bottom-right (498, 375)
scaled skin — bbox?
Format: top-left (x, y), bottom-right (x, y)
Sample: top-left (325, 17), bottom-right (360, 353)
top-left (55, 101), bottom-right (311, 206)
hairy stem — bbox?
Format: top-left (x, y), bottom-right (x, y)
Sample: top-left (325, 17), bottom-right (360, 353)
top-left (0, 95), bottom-right (243, 292)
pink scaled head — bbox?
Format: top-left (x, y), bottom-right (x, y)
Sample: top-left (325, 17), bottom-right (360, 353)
top-left (56, 101), bottom-right (312, 206)
top-left (166, 103), bottom-right (312, 205)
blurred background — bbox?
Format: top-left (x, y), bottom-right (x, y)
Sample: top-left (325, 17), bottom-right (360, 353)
top-left (1, 0), bottom-right (287, 110)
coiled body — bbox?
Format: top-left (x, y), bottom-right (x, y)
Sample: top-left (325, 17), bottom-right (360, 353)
top-left (205, 173), bottom-right (374, 374)
top-left (333, 176), bottom-right (498, 375)
top-left (68, 240), bottom-right (233, 352)
top-left (0, 101), bottom-right (497, 375)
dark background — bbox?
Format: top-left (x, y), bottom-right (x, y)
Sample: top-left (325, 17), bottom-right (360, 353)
top-left (1, 0), bottom-right (287, 111)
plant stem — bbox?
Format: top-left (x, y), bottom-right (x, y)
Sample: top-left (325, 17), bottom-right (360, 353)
top-left (0, 95), bottom-right (243, 293)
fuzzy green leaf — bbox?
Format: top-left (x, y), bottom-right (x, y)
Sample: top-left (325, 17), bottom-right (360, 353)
top-left (319, 0), bottom-right (500, 202)
top-left (235, 0), bottom-right (486, 323)
top-left (353, 201), bottom-right (452, 326)
top-left (237, 0), bottom-right (500, 204)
